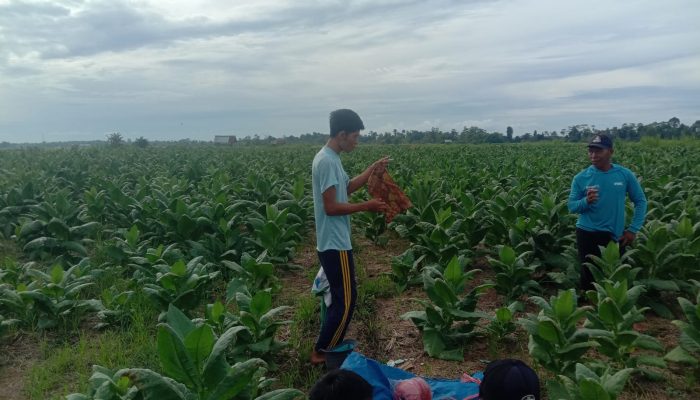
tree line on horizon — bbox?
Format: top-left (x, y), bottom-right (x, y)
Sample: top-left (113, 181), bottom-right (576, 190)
top-left (257, 116), bottom-right (700, 145)
top-left (1, 117), bottom-right (698, 148)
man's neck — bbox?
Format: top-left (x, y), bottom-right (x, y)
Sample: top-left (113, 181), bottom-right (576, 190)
top-left (326, 138), bottom-right (342, 154)
top-left (595, 163), bottom-right (613, 172)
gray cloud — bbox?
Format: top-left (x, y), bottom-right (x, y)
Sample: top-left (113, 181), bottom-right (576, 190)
top-left (0, 0), bottom-right (698, 142)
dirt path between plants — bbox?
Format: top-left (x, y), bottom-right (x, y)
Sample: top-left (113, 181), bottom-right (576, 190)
top-left (0, 334), bottom-right (40, 400)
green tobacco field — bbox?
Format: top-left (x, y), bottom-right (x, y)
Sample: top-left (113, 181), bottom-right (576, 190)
top-left (1, 141), bottom-right (699, 399)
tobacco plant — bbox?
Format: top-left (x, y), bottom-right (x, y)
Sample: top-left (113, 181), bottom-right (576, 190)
top-left (665, 283), bottom-right (700, 369)
top-left (518, 290), bottom-right (598, 377)
top-left (67, 305), bottom-right (303, 400)
top-left (388, 249), bottom-right (425, 292)
top-left (548, 363), bottom-right (634, 400)
top-left (226, 283), bottom-right (291, 365)
top-left (14, 263), bottom-right (102, 329)
top-left (402, 257), bottom-right (491, 360)
top-left (143, 257), bottom-right (220, 315)
top-left (583, 280), bottom-right (666, 377)
top-left (487, 245), bottom-right (541, 302)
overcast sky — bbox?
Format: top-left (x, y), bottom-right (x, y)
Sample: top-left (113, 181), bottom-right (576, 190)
top-left (1, 0), bottom-right (699, 142)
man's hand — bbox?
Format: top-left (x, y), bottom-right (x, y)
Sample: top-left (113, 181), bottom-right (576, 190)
top-left (619, 231), bottom-right (636, 246)
top-left (370, 156), bottom-right (391, 175)
top-left (365, 198), bottom-right (388, 213)
top-left (349, 156), bottom-right (392, 195)
top-left (586, 187), bottom-right (599, 204)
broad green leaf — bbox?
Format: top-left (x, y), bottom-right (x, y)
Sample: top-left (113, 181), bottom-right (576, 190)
top-left (537, 320), bottom-right (560, 344)
top-left (166, 304), bottom-right (195, 339)
top-left (210, 301), bottom-right (225, 322)
top-left (553, 290), bottom-right (575, 321)
top-left (250, 291), bottom-right (272, 319)
top-left (575, 363), bottom-right (598, 381)
top-left (47, 218), bottom-right (71, 240)
top-left (579, 379), bottom-right (610, 400)
top-left (63, 240), bottom-right (88, 256)
top-left (598, 298), bottom-right (623, 326)
top-left (678, 328), bottom-right (700, 353)
top-left (66, 395), bottom-right (89, 400)
top-left (421, 328), bottom-right (446, 357)
top-left (50, 264), bottom-right (64, 284)
top-left (437, 347), bottom-right (464, 361)
top-left (18, 220), bottom-right (44, 238)
top-left (226, 279), bottom-right (248, 304)
top-left (425, 307), bottom-right (445, 327)
top-left (495, 307), bottom-right (513, 323)
top-left (499, 245), bottom-right (516, 265)
top-left (254, 389), bottom-right (305, 400)
top-left (203, 326), bottom-right (248, 389)
top-left (665, 346), bottom-right (698, 365)
top-left (443, 256), bottom-right (462, 288)
top-left (171, 260), bottom-right (187, 277)
top-left (426, 279), bottom-right (457, 308)
top-left (118, 368), bottom-right (192, 400)
top-left (184, 325), bottom-right (215, 375)
top-left (157, 324), bottom-right (199, 388)
top-left (528, 336), bottom-right (551, 364)
top-left (635, 355), bottom-right (666, 368)
top-left (602, 368), bottom-right (633, 396)
top-left (70, 222), bottom-right (100, 237)
top-left (23, 236), bottom-right (59, 252)
top-left (206, 358), bottom-right (266, 400)
top-left (126, 225), bottom-right (140, 247)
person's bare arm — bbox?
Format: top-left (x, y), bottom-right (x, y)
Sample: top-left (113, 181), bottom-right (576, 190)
top-left (323, 186), bottom-right (386, 215)
top-left (347, 156), bottom-right (390, 195)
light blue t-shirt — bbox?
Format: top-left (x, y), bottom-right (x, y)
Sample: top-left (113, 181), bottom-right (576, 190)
top-left (312, 146), bottom-right (352, 252)
top-left (567, 163), bottom-right (647, 241)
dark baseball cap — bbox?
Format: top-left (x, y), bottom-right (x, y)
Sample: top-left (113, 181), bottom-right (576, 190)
top-left (588, 134), bottom-right (613, 149)
top-left (479, 359), bottom-right (540, 400)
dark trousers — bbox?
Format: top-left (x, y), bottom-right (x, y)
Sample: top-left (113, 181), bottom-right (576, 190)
top-left (315, 249), bottom-right (357, 352)
top-left (576, 228), bottom-right (625, 291)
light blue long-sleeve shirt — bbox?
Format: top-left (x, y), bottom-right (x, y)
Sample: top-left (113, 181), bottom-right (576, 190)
top-left (568, 164), bottom-right (647, 241)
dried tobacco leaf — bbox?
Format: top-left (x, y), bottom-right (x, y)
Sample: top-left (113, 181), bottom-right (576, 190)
top-left (367, 168), bottom-right (412, 223)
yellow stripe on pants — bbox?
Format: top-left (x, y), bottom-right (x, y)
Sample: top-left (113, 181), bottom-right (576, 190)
top-left (328, 250), bottom-right (351, 349)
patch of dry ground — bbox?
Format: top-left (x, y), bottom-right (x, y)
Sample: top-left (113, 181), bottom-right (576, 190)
top-left (0, 334), bottom-right (40, 400)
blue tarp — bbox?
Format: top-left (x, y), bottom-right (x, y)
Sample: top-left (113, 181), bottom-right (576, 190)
top-left (341, 352), bottom-right (483, 400)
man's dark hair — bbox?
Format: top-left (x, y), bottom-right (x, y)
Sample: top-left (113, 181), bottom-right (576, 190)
top-left (309, 369), bottom-right (373, 400)
top-left (329, 109), bottom-right (364, 137)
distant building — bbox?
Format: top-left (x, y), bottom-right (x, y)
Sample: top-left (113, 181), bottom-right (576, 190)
top-left (214, 135), bottom-right (237, 144)
top-left (444, 139), bottom-right (453, 144)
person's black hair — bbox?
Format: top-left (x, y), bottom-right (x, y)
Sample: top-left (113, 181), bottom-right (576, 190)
top-left (309, 369), bottom-right (373, 400)
top-left (329, 109), bottom-right (364, 137)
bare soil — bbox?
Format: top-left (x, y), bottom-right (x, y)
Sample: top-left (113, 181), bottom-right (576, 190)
top-left (0, 334), bottom-right (40, 400)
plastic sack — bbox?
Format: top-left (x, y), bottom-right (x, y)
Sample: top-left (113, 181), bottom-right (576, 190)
top-left (392, 377), bottom-right (432, 400)
top-left (341, 352), bottom-right (482, 400)
top-left (311, 267), bottom-right (332, 307)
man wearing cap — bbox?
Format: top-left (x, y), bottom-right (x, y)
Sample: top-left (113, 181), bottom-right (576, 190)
top-left (479, 359), bottom-right (540, 400)
top-left (567, 133), bottom-right (647, 291)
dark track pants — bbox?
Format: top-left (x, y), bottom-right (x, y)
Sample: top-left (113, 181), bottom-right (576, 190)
top-left (315, 249), bottom-right (357, 352)
top-left (576, 228), bottom-right (625, 291)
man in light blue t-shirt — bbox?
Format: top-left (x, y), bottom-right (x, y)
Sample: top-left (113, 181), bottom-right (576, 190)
top-left (568, 134), bottom-right (647, 291)
top-left (310, 109), bottom-right (388, 365)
